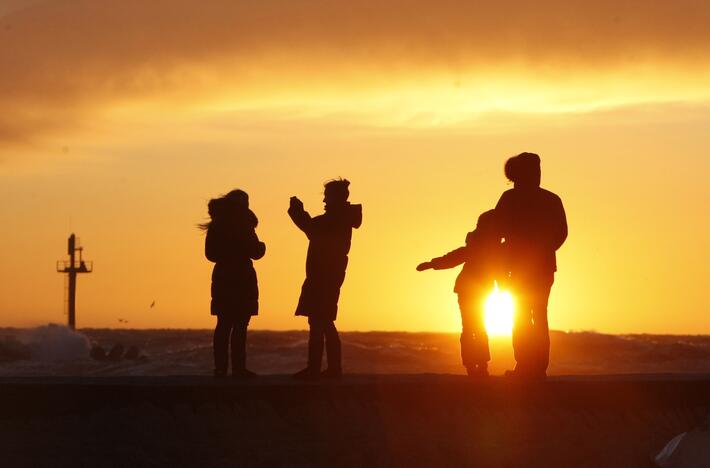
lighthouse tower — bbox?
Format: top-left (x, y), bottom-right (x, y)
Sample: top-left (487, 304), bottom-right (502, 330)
top-left (56, 234), bottom-right (93, 329)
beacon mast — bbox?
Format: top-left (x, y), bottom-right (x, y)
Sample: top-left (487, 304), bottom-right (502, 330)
top-left (56, 234), bottom-right (93, 329)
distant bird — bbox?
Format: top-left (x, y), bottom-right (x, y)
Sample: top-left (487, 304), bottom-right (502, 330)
top-left (150, 300), bottom-right (155, 308)
top-left (117, 318), bottom-right (128, 324)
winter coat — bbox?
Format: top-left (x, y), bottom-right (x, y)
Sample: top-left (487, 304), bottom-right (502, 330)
top-left (288, 202), bottom-right (362, 321)
top-left (494, 187), bottom-right (567, 276)
top-left (430, 230), bottom-right (504, 298)
top-left (205, 208), bottom-right (266, 317)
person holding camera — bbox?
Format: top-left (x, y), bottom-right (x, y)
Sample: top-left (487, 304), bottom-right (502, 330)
top-left (288, 179), bottom-right (362, 380)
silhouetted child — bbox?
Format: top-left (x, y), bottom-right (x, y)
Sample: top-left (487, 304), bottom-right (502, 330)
top-left (288, 179), bottom-right (362, 380)
top-left (202, 189), bottom-right (265, 378)
top-left (417, 209), bottom-right (503, 377)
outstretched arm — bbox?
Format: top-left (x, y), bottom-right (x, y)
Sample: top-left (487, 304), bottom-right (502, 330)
top-left (417, 246), bottom-right (468, 271)
top-left (288, 196), bottom-right (312, 237)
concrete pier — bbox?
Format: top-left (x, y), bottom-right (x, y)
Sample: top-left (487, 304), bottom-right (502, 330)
top-left (0, 374), bottom-right (708, 467)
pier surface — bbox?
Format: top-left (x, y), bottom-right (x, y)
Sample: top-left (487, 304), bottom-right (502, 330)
top-left (1, 374), bottom-right (708, 467)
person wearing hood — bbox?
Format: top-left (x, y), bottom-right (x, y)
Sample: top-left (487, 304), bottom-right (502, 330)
top-left (288, 179), bottom-right (362, 380)
top-left (202, 189), bottom-right (265, 378)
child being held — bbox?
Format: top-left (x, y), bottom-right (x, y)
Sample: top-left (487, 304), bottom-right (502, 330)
top-left (417, 209), bottom-right (504, 377)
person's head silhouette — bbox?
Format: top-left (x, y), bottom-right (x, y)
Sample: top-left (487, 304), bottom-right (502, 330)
top-left (464, 209), bottom-right (500, 246)
top-left (505, 152), bottom-right (541, 188)
top-left (225, 189), bottom-right (249, 209)
top-left (323, 179), bottom-right (350, 210)
top-left (477, 209), bottom-right (499, 234)
top-left (202, 188), bottom-right (255, 230)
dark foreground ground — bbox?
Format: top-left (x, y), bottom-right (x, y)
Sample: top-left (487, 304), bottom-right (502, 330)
top-left (1, 374), bottom-right (709, 468)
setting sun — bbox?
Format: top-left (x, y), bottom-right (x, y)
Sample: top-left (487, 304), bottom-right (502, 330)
top-left (484, 283), bottom-right (514, 337)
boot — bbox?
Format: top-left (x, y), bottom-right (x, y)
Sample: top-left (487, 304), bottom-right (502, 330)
top-left (293, 367), bottom-right (320, 381)
top-left (466, 363), bottom-right (489, 378)
top-left (232, 368), bottom-right (257, 379)
top-left (321, 368), bottom-right (343, 380)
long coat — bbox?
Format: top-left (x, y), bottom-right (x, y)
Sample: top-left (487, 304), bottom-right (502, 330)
top-left (288, 202), bottom-right (362, 321)
top-left (205, 208), bottom-right (266, 317)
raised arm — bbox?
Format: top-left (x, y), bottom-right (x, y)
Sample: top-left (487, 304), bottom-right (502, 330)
top-left (288, 196), bottom-right (313, 237)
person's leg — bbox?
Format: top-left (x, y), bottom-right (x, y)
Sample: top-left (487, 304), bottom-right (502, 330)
top-left (230, 315), bottom-right (251, 375)
top-left (530, 274), bottom-right (554, 376)
top-left (471, 298), bottom-right (491, 370)
top-left (294, 316), bottom-right (325, 379)
top-left (213, 315), bottom-right (233, 376)
top-left (458, 294), bottom-right (476, 372)
top-left (511, 280), bottom-right (534, 375)
top-left (323, 320), bottom-right (342, 374)
top-left (307, 317), bottom-right (325, 372)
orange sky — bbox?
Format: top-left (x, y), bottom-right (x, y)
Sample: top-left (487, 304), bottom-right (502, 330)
top-left (1, 0), bottom-right (709, 333)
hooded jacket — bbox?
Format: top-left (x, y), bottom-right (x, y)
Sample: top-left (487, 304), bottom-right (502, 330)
top-left (289, 202), bottom-right (362, 321)
top-left (205, 200), bottom-right (266, 316)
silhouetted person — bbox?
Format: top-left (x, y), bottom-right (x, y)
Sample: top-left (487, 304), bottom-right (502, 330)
top-left (417, 210), bottom-right (503, 377)
top-left (289, 179), bottom-right (362, 380)
top-left (495, 153), bottom-right (567, 379)
top-left (202, 189), bottom-right (265, 378)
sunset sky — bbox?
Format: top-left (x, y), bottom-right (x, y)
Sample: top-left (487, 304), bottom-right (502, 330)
top-left (1, 0), bottom-right (709, 333)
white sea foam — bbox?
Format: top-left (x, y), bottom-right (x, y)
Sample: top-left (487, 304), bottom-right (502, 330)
top-left (28, 324), bottom-right (90, 361)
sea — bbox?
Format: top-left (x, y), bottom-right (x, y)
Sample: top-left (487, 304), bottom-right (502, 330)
top-left (2, 324), bottom-right (710, 377)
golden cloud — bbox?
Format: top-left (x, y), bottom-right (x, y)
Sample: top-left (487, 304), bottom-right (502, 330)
top-left (1, 0), bottom-right (710, 145)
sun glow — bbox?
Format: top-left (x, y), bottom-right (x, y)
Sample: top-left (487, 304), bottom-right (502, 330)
top-left (484, 282), bottom-right (514, 337)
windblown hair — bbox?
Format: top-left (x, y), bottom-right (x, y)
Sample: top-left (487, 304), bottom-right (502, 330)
top-left (324, 178), bottom-right (350, 203)
top-left (198, 189), bottom-right (255, 231)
